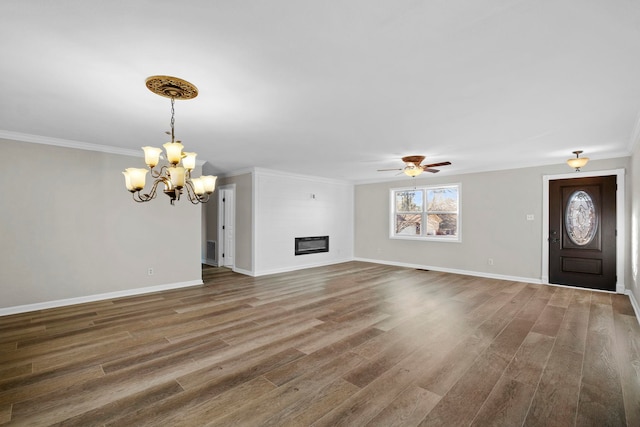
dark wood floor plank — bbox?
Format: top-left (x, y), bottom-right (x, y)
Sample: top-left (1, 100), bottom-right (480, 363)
top-left (278, 379), bottom-right (361, 427)
top-left (576, 301), bottom-right (627, 426)
top-left (212, 351), bottom-right (366, 426)
top-left (419, 317), bottom-right (535, 426)
top-left (265, 327), bottom-right (383, 387)
top-left (106, 347), bottom-right (306, 427)
top-left (419, 287), bottom-right (538, 396)
top-left (31, 334), bottom-right (168, 372)
top-left (0, 365), bottom-right (105, 410)
top-left (503, 331), bottom-right (555, 386)
top-left (530, 305), bottom-right (566, 337)
top-left (0, 403), bottom-right (11, 424)
top-left (0, 362), bottom-right (32, 382)
top-left (547, 286), bottom-right (574, 308)
top-left (612, 294), bottom-right (637, 316)
top-left (171, 376), bottom-right (277, 427)
top-left (57, 380), bottom-right (185, 426)
top-left (524, 349), bottom-right (583, 425)
top-left (365, 385), bottom-right (440, 427)
top-left (312, 364), bottom-right (416, 426)
top-left (553, 291), bottom-right (591, 355)
top-left (613, 311), bottom-right (640, 426)
top-left (419, 350), bottom-right (511, 426)
top-left (176, 330), bottom-right (319, 390)
top-left (0, 262), bottom-right (637, 425)
top-left (470, 377), bottom-right (536, 427)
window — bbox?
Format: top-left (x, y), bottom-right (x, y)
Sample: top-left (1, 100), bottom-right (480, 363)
top-left (390, 184), bottom-right (460, 241)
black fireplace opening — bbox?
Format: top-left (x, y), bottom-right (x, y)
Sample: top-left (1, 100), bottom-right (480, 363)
top-left (295, 236), bottom-right (329, 256)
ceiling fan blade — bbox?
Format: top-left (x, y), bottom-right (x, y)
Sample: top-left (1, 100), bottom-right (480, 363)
top-left (423, 161), bottom-right (451, 168)
top-left (423, 168), bottom-right (440, 173)
top-left (377, 168), bottom-right (403, 172)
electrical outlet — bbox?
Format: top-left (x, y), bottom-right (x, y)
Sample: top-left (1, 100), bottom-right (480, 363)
top-left (148, 268), bottom-right (154, 276)
top-left (526, 214), bottom-right (534, 221)
top-left (488, 258), bottom-right (494, 266)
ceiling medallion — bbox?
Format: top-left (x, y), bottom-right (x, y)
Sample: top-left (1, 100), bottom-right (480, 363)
top-left (145, 75), bottom-right (199, 100)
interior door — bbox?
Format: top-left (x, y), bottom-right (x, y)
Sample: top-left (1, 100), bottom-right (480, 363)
top-left (548, 175), bottom-right (616, 291)
top-left (219, 188), bottom-right (235, 268)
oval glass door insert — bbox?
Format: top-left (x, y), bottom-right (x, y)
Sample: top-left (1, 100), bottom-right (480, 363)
top-left (565, 190), bottom-right (598, 246)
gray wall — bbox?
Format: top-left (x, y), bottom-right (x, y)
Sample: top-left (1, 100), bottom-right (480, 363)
top-left (0, 139), bottom-right (202, 311)
top-left (355, 157), bottom-right (631, 284)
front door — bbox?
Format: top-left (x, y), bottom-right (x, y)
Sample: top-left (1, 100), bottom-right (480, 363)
top-left (548, 175), bottom-right (616, 291)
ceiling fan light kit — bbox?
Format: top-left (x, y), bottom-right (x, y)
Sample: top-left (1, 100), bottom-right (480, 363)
top-left (404, 165), bottom-right (424, 177)
top-left (566, 150), bottom-right (589, 171)
top-left (122, 76), bottom-right (217, 205)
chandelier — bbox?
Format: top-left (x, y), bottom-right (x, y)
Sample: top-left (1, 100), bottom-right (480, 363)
top-left (122, 76), bottom-right (217, 205)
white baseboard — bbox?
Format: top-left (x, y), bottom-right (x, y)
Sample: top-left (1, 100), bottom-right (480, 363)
top-left (0, 280), bottom-right (203, 317)
top-left (241, 258), bottom-right (353, 278)
top-left (626, 290), bottom-right (640, 326)
top-left (233, 266), bottom-right (255, 277)
top-left (353, 257), bottom-right (542, 285)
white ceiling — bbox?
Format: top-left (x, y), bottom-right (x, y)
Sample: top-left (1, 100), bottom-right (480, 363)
top-left (2, 0), bottom-right (639, 182)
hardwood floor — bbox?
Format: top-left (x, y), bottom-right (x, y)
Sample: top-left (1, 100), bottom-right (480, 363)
top-left (1, 262), bottom-right (639, 426)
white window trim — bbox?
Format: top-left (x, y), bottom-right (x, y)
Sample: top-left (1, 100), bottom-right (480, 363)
top-left (389, 183), bottom-right (462, 242)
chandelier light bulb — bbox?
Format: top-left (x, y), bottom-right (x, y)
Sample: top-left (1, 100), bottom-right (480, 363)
top-left (163, 141), bottom-right (184, 165)
top-left (142, 146), bottom-right (163, 168)
top-left (123, 168), bottom-right (148, 192)
top-left (182, 152), bottom-right (197, 170)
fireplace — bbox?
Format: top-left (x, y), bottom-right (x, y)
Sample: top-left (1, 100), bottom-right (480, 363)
top-left (295, 236), bottom-right (329, 256)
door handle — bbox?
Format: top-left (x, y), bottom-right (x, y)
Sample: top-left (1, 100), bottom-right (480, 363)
top-left (551, 238), bottom-right (560, 243)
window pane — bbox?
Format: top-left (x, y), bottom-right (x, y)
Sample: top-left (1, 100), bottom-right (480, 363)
top-left (565, 190), bottom-right (597, 246)
top-left (426, 214), bottom-right (457, 236)
top-left (395, 190), bottom-right (423, 212)
top-left (396, 214), bottom-right (422, 235)
top-left (427, 187), bottom-right (458, 212)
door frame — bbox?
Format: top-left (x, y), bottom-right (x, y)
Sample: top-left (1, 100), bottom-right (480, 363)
top-left (217, 183), bottom-right (236, 269)
top-left (542, 168), bottom-right (626, 293)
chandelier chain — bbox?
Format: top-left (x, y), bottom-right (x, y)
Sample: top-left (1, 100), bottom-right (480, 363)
top-left (170, 97), bottom-right (175, 143)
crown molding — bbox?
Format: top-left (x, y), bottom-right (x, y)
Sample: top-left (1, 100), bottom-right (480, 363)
top-left (0, 129), bottom-right (208, 165)
top-left (630, 110), bottom-right (640, 154)
top-left (253, 167), bottom-right (353, 186)
top-left (0, 130), bottom-right (142, 157)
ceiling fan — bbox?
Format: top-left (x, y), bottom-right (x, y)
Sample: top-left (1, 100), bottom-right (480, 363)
top-left (378, 155), bottom-right (452, 177)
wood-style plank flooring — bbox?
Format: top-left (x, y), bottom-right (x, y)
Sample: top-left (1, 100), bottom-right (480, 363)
top-left (1, 262), bottom-right (639, 426)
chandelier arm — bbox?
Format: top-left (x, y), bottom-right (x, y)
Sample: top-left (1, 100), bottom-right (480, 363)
top-left (138, 177), bottom-right (166, 202)
top-left (183, 179), bottom-right (204, 204)
top-left (150, 165), bottom-right (168, 179)
top-left (132, 175), bottom-right (166, 202)
top-left (132, 191), bottom-right (153, 203)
